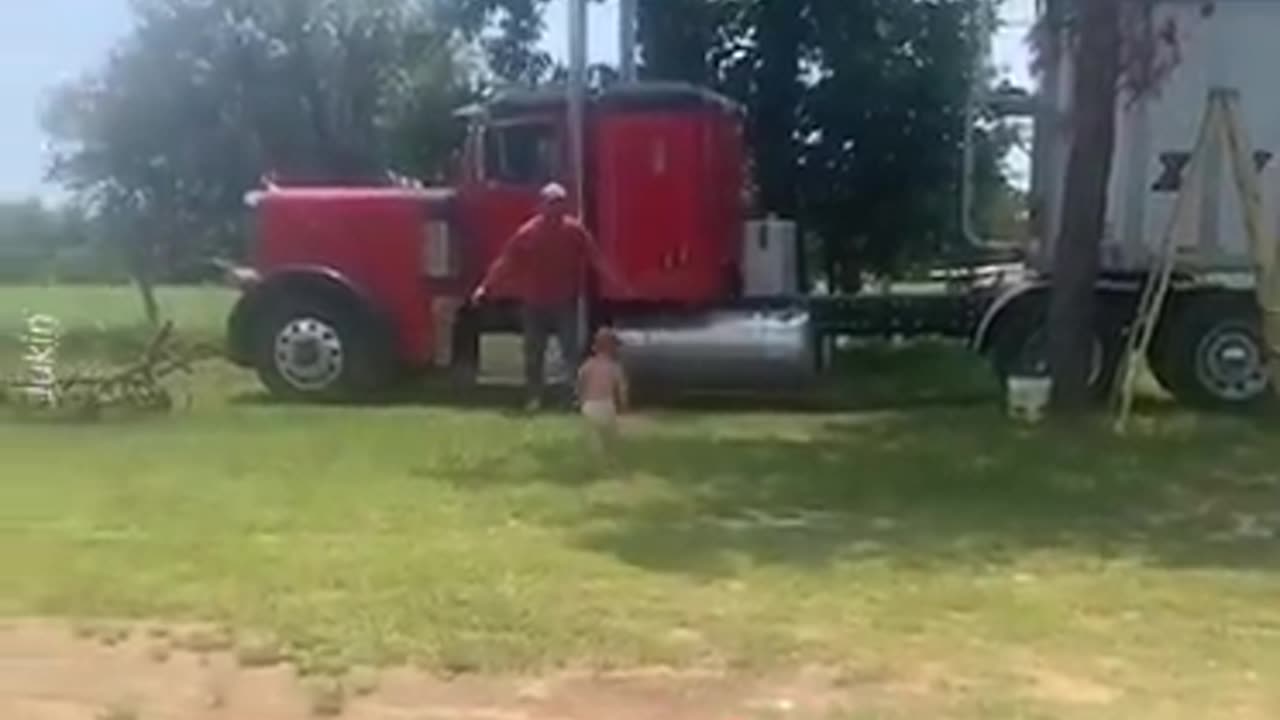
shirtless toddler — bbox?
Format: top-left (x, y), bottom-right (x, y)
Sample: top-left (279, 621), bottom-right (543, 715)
top-left (576, 328), bottom-right (629, 457)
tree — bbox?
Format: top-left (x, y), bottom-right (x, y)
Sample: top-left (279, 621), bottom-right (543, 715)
top-left (752, 0), bottom-right (804, 222)
top-left (1044, 0), bottom-right (1120, 412)
top-left (435, 0), bottom-right (555, 84)
top-left (1040, 0), bottom-right (1179, 412)
top-left (0, 201), bottom-right (80, 283)
top-left (637, 0), bottom-right (995, 288)
top-left (634, 0), bottom-right (726, 86)
top-left (43, 0), bottom-right (472, 319)
top-left (801, 0), bottom-right (993, 284)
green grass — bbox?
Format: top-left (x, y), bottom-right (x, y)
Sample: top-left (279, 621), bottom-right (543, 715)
top-left (0, 284), bottom-right (234, 367)
top-left (0, 284), bottom-right (233, 334)
top-left (0, 285), bottom-right (1278, 718)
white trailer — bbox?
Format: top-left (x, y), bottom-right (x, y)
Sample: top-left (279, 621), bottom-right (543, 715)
top-left (976, 0), bottom-right (1280, 409)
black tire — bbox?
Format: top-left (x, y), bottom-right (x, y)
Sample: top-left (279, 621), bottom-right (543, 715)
top-left (1147, 294), bottom-right (1271, 410)
top-left (252, 296), bottom-right (390, 402)
top-left (988, 300), bottom-right (1123, 401)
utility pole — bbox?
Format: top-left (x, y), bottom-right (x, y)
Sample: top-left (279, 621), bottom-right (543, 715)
top-left (567, 0), bottom-right (590, 353)
top-left (567, 0), bottom-right (588, 214)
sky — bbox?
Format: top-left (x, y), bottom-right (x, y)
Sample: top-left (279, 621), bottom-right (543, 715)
top-left (0, 0), bottom-right (1034, 202)
top-left (0, 1), bottom-right (131, 200)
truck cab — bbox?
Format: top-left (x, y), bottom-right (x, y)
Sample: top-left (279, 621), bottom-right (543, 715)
top-left (226, 82), bottom-right (759, 400)
top-left (454, 82), bottom-right (748, 306)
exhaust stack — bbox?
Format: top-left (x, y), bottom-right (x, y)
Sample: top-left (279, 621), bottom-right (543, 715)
top-left (619, 0), bottom-right (637, 81)
top-left (567, 0), bottom-right (588, 212)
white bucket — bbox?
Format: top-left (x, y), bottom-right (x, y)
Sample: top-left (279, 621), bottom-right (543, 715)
top-left (1007, 375), bottom-right (1052, 424)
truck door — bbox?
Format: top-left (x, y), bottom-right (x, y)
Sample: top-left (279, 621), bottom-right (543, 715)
top-left (458, 118), bottom-right (564, 292)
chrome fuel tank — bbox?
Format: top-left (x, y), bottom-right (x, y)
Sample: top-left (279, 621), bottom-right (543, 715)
top-left (614, 308), bottom-right (818, 389)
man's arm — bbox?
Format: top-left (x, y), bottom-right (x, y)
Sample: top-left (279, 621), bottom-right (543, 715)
top-left (473, 222), bottom-right (532, 302)
top-left (578, 225), bottom-right (631, 295)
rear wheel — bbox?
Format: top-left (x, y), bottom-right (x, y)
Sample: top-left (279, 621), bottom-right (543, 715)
top-left (254, 297), bottom-right (389, 401)
top-left (988, 301), bottom-right (1122, 400)
top-left (1148, 294), bottom-right (1271, 410)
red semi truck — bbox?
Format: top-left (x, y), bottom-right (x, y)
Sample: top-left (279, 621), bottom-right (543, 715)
top-left (225, 82), bottom-right (988, 400)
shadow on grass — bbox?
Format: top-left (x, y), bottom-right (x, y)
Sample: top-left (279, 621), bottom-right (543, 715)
top-left (230, 342), bottom-right (1002, 415)
top-left (228, 381), bottom-right (536, 416)
top-left (222, 340), bottom-right (1280, 575)
top-left (457, 408), bottom-right (1280, 577)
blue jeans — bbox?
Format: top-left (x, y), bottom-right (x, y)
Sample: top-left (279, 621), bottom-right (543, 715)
top-left (522, 302), bottom-right (581, 402)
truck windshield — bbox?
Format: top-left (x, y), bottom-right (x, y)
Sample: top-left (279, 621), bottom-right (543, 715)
top-left (484, 122), bottom-right (559, 186)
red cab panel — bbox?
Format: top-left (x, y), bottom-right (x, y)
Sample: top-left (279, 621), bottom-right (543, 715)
top-left (456, 184), bottom-right (540, 299)
top-left (253, 188), bottom-right (444, 366)
top-left (593, 106), bottom-right (745, 305)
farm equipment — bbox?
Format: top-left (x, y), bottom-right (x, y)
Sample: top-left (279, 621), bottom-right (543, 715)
top-left (224, 0), bottom-right (1279, 410)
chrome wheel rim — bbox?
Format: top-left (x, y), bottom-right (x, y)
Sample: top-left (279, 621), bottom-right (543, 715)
top-left (1195, 325), bottom-right (1269, 402)
top-left (274, 318), bottom-right (344, 392)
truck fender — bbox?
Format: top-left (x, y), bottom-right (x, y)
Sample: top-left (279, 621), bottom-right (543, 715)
top-left (225, 265), bottom-right (394, 367)
top-left (970, 279), bottom-right (1051, 354)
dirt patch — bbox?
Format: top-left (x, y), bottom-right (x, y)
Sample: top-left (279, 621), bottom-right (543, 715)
top-left (1022, 666), bottom-right (1117, 706)
top-left (0, 620), bottom-right (862, 720)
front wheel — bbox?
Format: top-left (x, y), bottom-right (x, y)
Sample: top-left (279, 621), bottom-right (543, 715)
top-left (254, 298), bottom-right (388, 402)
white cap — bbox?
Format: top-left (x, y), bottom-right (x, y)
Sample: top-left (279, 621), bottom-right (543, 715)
top-left (540, 182), bottom-right (569, 201)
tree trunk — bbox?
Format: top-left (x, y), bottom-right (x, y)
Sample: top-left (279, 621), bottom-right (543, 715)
top-left (636, 0), bottom-right (716, 84)
top-left (129, 239), bottom-right (161, 326)
top-left (754, 0), bottom-right (803, 219)
top-left (755, 0), bottom-right (806, 290)
top-left (136, 274), bottom-right (160, 327)
top-left (1048, 0), bottom-right (1121, 414)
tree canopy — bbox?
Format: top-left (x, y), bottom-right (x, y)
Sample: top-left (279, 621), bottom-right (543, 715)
top-left (40, 0), bottom-right (482, 312)
top-left (45, 0), bottom-right (471, 250)
top-left (38, 0), bottom-right (1008, 296)
top-left (638, 0), bottom-right (999, 286)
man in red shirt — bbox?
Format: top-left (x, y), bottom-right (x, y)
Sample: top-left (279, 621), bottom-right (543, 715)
top-left (472, 183), bottom-right (623, 411)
